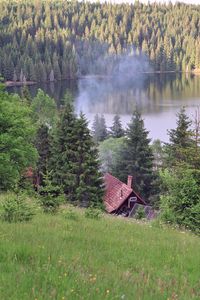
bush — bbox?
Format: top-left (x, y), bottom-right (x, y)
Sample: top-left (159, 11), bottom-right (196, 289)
top-left (39, 171), bottom-right (61, 213)
top-left (85, 207), bottom-right (102, 219)
top-left (160, 168), bottom-right (200, 234)
top-left (40, 195), bottom-right (60, 214)
top-left (1, 193), bottom-right (35, 222)
top-left (65, 206), bottom-right (79, 220)
top-left (135, 206), bottom-right (146, 220)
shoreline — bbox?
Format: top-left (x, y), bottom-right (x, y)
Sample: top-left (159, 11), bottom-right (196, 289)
top-left (5, 81), bottom-right (37, 87)
top-left (5, 70), bottom-right (200, 88)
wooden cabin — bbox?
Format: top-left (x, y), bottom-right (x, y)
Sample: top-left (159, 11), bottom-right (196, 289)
top-left (104, 173), bottom-right (154, 219)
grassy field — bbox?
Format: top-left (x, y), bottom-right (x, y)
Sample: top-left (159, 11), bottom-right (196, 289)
top-left (0, 202), bottom-right (200, 300)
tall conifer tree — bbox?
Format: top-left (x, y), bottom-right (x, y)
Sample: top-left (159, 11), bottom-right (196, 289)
top-left (74, 113), bottom-right (103, 207)
top-left (165, 107), bottom-right (193, 167)
top-left (110, 114), bottom-right (124, 138)
top-left (50, 95), bottom-right (103, 206)
top-left (115, 110), bottom-right (155, 201)
top-left (35, 124), bottom-right (51, 186)
top-left (92, 114), bottom-right (108, 142)
top-left (50, 93), bottom-right (77, 200)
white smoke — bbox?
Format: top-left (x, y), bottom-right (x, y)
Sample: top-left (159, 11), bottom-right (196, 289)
top-left (75, 51), bottom-right (151, 114)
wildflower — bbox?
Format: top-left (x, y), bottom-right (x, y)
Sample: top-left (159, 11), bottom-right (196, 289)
top-left (106, 290), bottom-right (110, 294)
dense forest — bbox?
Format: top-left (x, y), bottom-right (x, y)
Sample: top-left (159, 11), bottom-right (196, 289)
top-left (0, 81), bottom-right (199, 233)
top-left (0, 0), bottom-right (200, 82)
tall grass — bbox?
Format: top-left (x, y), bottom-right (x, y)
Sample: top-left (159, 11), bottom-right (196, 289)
top-left (0, 197), bottom-right (199, 299)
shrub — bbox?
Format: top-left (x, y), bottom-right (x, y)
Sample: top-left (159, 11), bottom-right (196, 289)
top-left (65, 206), bottom-right (79, 220)
top-left (1, 193), bottom-right (35, 222)
top-left (39, 171), bottom-right (61, 213)
top-left (39, 195), bottom-right (60, 214)
top-left (85, 207), bottom-right (102, 219)
top-left (135, 206), bottom-right (146, 220)
top-left (160, 168), bottom-right (200, 234)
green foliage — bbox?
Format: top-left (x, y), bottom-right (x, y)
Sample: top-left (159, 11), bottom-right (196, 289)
top-left (50, 95), bottom-right (79, 199)
top-left (1, 193), bottom-right (35, 223)
top-left (1, 1), bottom-right (200, 83)
top-left (115, 110), bottom-right (157, 202)
top-left (110, 115), bottom-right (124, 138)
top-left (65, 206), bottom-right (79, 220)
top-left (74, 113), bottom-right (104, 207)
top-left (35, 124), bottom-right (51, 186)
top-left (160, 168), bottom-right (200, 234)
top-left (135, 206), bottom-right (146, 220)
top-left (50, 98), bottom-right (103, 207)
top-left (0, 85), bottom-right (38, 191)
top-left (31, 89), bottom-right (57, 126)
top-left (21, 85), bottom-right (32, 105)
top-left (165, 107), bottom-right (193, 167)
top-left (92, 114), bottom-right (108, 143)
top-left (98, 137), bottom-right (125, 173)
top-left (84, 207), bottom-right (102, 219)
top-left (39, 171), bottom-right (61, 213)
top-left (39, 196), bottom-right (61, 214)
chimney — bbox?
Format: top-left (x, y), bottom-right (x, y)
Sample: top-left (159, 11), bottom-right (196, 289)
top-left (127, 175), bottom-right (133, 188)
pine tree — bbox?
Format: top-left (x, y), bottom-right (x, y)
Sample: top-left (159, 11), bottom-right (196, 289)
top-left (165, 107), bottom-right (193, 167)
top-left (110, 114), bottom-right (124, 138)
top-left (35, 124), bottom-right (51, 186)
top-left (74, 113), bottom-right (103, 207)
top-left (115, 110), bottom-right (155, 202)
top-left (50, 95), bottom-right (103, 206)
top-left (92, 114), bottom-right (108, 142)
top-left (50, 93), bottom-right (78, 200)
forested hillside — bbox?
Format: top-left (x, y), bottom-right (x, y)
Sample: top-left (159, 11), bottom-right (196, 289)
top-left (0, 0), bottom-right (200, 82)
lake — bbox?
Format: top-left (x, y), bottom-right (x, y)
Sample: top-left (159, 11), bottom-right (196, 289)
top-left (7, 73), bottom-right (200, 142)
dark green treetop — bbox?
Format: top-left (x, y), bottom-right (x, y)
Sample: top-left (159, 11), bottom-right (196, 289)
top-left (110, 114), bottom-right (124, 138)
top-left (115, 110), bottom-right (156, 202)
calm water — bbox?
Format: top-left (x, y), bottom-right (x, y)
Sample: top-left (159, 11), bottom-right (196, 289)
top-left (7, 73), bottom-right (200, 142)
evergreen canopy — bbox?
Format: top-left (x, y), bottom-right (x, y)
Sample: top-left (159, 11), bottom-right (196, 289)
top-left (115, 110), bottom-right (155, 201)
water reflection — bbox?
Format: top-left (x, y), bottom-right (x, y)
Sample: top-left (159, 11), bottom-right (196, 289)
top-left (76, 73), bottom-right (200, 115)
top-left (7, 73), bottom-right (200, 141)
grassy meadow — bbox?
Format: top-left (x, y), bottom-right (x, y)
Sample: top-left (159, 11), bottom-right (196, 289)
top-left (0, 197), bottom-right (200, 300)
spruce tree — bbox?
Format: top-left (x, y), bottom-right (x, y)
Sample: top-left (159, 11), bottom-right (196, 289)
top-left (74, 113), bottom-right (103, 207)
top-left (50, 95), bottom-right (103, 206)
top-left (50, 93), bottom-right (78, 200)
top-left (116, 110), bottom-right (155, 202)
top-left (110, 114), bottom-right (124, 138)
top-left (35, 124), bottom-right (51, 186)
top-left (92, 114), bottom-right (108, 142)
top-left (165, 107), bottom-right (193, 167)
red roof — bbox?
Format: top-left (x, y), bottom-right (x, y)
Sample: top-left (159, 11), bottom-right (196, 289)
top-left (104, 173), bottom-right (146, 213)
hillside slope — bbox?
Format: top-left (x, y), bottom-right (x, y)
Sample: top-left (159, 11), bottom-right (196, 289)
top-left (0, 208), bottom-right (199, 299)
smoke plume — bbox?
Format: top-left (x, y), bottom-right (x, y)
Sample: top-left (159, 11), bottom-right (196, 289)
top-left (75, 50), bottom-right (151, 116)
